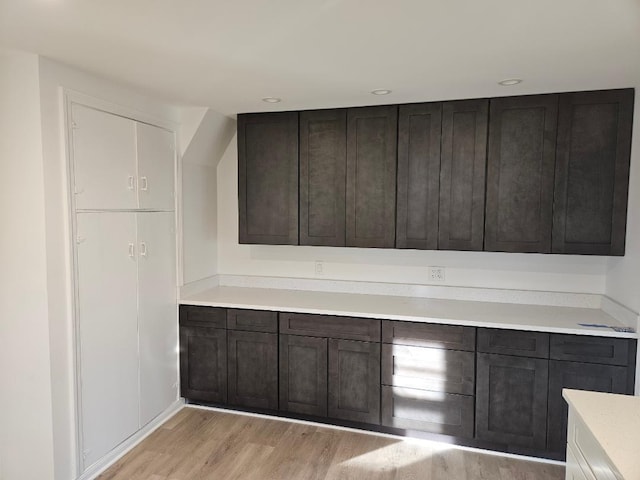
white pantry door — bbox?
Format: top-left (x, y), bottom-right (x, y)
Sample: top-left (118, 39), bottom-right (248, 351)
top-left (136, 123), bottom-right (175, 211)
top-left (72, 104), bottom-right (138, 210)
top-left (76, 212), bottom-right (139, 468)
top-left (137, 212), bottom-right (178, 425)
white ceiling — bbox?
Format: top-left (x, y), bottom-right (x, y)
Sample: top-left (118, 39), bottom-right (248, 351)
top-left (1, 0), bottom-right (639, 115)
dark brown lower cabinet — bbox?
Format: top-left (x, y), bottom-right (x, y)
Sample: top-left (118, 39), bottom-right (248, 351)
top-left (546, 360), bottom-right (629, 453)
top-left (382, 386), bottom-right (474, 438)
top-left (179, 306), bottom-right (638, 461)
top-left (328, 339), bottom-right (380, 424)
top-left (476, 353), bottom-right (549, 450)
top-left (228, 330), bottom-right (278, 409)
top-left (179, 326), bottom-right (227, 404)
top-left (279, 335), bottom-right (328, 416)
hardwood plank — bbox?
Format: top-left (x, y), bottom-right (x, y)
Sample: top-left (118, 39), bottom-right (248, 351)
top-left (98, 407), bottom-right (564, 480)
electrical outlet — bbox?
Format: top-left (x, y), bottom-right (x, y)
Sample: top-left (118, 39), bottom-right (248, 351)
top-left (428, 266), bottom-right (445, 282)
top-left (315, 260), bottom-right (324, 276)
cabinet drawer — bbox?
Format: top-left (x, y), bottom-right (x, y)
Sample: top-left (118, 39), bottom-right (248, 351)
top-left (179, 305), bottom-right (226, 328)
top-left (550, 334), bottom-right (632, 366)
top-left (227, 309), bottom-right (278, 333)
top-left (477, 328), bottom-right (549, 358)
top-left (381, 386), bottom-right (474, 438)
top-left (382, 344), bottom-right (475, 395)
top-left (280, 313), bottom-right (380, 341)
top-left (382, 321), bottom-right (475, 351)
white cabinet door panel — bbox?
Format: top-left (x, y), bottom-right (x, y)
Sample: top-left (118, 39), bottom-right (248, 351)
top-left (137, 123), bottom-right (175, 211)
top-left (76, 213), bottom-right (139, 467)
top-left (137, 212), bottom-right (178, 425)
top-left (72, 105), bottom-right (137, 210)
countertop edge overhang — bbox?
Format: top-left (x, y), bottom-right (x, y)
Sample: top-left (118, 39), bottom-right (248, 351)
top-left (179, 286), bottom-right (638, 339)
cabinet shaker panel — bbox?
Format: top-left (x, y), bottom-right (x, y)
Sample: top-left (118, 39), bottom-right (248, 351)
top-left (346, 106), bottom-right (398, 248)
top-left (238, 112), bottom-right (299, 245)
top-left (228, 330), bottom-right (278, 409)
top-left (279, 335), bottom-right (328, 417)
top-left (439, 100), bottom-right (488, 251)
top-left (179, 326), bottom-right (227, 404)
top-left (476, 353), bottom-right (549, 450)
top-left (300, 109), bottom-right (347, 246)
top-left (396, 103), bottom-right (442, 250)
top-left (485, 95), bottom-right (558, 253)
top-left (328, 339), bottom-right (381, 424)
top-left (382, 386), bottom-right (474, 438)
top-left (553, 89), bottom-right (634, 255)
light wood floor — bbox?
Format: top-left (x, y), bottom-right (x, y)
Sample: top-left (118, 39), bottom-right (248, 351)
top-left (98, 407), bottom-right (565, 480)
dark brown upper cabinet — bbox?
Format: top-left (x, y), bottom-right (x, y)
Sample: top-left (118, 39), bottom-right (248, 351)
top-left (439, 100), bottom-right (489, 251)
top-left (553, 89), bottom-right (634, 255)
top-left (346, 106), bottom-right (398, 248)
top-left (237, 112), bottom-right (299, 245)
top-left (236, 88), bottom-right (633, 255)
top-left (299, 109), bottom-right (347, 246)
top-left (396, 103), bottom-right (442, 250)
top-left (485, 95), bottom-right (559, 253)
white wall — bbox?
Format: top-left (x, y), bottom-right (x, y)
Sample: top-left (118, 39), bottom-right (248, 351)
top-left (181, 109), bottom-right (235, 285)
top-left (606, 88), bottom-right (640, 316)
top-left (217, 133), bottom-right (609, 294)
top-left (37, 56), bottom-right (181, 480)
top-left (0, 50), bottom-right (55, 480)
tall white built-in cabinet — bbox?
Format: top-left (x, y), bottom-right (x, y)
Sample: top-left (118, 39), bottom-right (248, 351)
top-left (69, 103), bottom-right (178, 471)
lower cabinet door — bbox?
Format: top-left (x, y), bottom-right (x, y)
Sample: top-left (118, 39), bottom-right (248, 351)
top-left (328, 339), bottom-right (380, 424)
top-left (476, 353), bottom-right (549, 450)
top-left (381, 386), bottom-right (474, 438)
top-left (279, 335), bottom-right (328, 416)
top-left (228, 330), bottom-right (278, 409)
top-left (547, 360), bottom-right (629, 453)
top-left (179, 326), bottom-right (227, 404)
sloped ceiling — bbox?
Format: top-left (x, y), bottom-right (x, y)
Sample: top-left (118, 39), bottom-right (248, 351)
top-left (1, 0), bottom-right (639, 115)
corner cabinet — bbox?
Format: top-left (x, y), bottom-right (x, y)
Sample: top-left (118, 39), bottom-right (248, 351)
top-left (236, 88), bottom-right (633, 256)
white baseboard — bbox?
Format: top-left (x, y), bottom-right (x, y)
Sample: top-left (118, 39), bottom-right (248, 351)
top-left (77, 399), bottom-right (184, 480)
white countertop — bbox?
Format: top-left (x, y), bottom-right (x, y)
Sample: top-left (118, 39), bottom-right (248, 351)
top-left (564, 389), bottom-right (640, 479)
top-left (180, 286), bottom-right (637, 338)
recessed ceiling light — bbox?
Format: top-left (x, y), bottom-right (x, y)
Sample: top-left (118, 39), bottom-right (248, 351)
top-left (498, 79), bottom-right (523, 86)
top-left (371, 89), bottom-right (392, 95)
top-left (262, 97), bottom-right (282, 103)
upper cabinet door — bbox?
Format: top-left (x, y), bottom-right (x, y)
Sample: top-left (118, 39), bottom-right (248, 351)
top-left (137, 123), bottom-right (175, 211)
top-left (238, 112), bottom-right (299, 245)
top-left (439, 100), bottom-right (488, 251)
top-left (396, 103), bottom-right (442, 250)
top-left (72, 104), bottom-right (138, 210)
top-left (346, 106), bottom-right (398, 248)
top-left (485, 95), bottom-right (558, 253)
top-left (299, 109), bottom-right (347, 246)
top-left (553, 89), bottom-right (634, 255)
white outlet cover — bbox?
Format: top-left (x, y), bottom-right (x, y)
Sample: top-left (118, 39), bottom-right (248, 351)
top-left (428, 266), bottom-right (445, 282)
